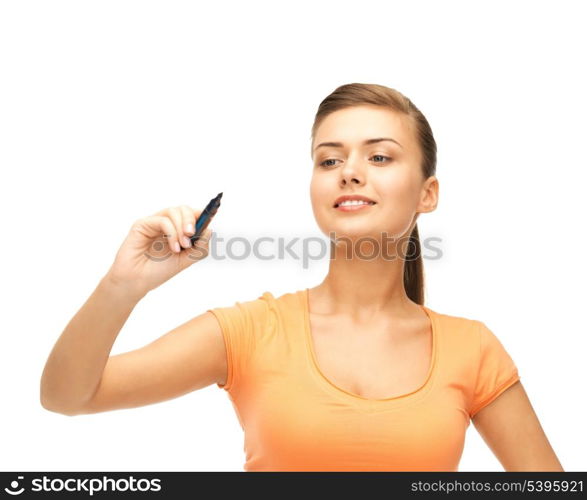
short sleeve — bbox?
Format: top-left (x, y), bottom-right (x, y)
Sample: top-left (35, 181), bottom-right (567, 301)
top-left (469, 320), bottom-right (521, 418)
top-left (206, 294), bottom-right (270, 393)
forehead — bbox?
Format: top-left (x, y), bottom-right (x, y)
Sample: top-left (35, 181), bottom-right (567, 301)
top-left (314, 105), bottom-right (415, 148)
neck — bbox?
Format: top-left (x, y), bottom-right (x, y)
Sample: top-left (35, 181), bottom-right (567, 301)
top-left (311, 239), bottom-right (417, 322)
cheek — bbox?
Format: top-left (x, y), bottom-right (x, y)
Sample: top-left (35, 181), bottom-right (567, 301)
top-left (378, 170), bottom-right (420, 205)
top-left (310, 176), bottom-right (329, 209)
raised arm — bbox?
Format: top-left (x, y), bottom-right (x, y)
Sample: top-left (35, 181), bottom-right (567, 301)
top-left (40, 204), bottom-right (219, 415)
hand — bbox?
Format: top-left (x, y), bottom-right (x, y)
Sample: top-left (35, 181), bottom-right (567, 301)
top-left (104, 205), bottom-right (213, 298)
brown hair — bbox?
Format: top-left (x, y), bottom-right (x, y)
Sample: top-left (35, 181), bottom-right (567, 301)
top-left (310, 83), bottom-right (437, 305)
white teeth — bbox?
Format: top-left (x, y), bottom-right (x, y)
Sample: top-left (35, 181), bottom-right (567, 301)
top-left (338, 200), bottom-right (374, 207)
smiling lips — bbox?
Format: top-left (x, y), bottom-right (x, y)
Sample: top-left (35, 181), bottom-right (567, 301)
top-left (333, 195), bottom-right (377, 212)
top-left (333, 194), bottom-right (376, 206)
top-left (335, 201), bottom-right (376, 212)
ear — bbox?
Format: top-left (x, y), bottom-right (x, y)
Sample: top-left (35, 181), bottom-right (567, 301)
top-left (417, 175), bottom-right (439, 214)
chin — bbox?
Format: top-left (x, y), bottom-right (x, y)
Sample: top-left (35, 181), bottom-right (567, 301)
top-left (325, 224), bottom-right (381, 242)
top-left (325, 221), bottom-right (413, 243)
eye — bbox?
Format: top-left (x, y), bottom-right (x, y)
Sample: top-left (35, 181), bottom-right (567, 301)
top-left (319, 158), bottom-right (339, 168)
top-left (318, 155), bottom-right (393, 169)
top-left (371, 154), bottom-right (392, 163)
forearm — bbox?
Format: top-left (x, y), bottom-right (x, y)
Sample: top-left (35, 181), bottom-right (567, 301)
top-left (40, 275), bottom-right (145, 413)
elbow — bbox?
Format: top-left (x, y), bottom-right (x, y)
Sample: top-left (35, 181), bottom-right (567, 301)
top-left (40, 399), bottom-right (71, 416)
top-left (40, 392), bottom-right (84, 417)
top-left (40, 378), bottom-right (85, 416)
top-left (41, 402), bottom-right (83, 416)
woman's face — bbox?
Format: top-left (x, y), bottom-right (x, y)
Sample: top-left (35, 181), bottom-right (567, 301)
top-left (310, 105), bottom-right (434, 244)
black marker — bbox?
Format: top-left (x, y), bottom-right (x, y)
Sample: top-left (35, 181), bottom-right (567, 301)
top-left (189, 192), bottom-right (223, 246)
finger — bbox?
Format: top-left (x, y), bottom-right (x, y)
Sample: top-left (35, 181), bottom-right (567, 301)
top-left (136, 215), bottom-right (181, 253)
top-left (167, 207), bottom-right (191, 249)
top-left (180, 205), bottom-right (196, 236)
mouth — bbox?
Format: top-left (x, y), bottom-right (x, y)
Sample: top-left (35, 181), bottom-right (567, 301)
top-left (333, 195), bottom-right (377, 208)
top-left (334, 201), bottom-right (377, 212)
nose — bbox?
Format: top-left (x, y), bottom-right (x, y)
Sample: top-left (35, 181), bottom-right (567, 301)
top-left (339, 160), bottom-right (364, 186)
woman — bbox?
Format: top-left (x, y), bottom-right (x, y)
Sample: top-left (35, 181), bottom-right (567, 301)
top-left (40, 83), bottom-right (563, 472)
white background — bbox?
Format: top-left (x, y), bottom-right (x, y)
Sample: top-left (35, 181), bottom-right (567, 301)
top-left (1, 0), bottom-right (585, 472)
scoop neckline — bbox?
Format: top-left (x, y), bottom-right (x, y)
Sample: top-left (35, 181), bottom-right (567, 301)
top-left (300, 287), bottom-right (438, 403)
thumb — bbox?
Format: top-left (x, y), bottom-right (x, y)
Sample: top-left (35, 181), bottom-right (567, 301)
top-left (180, 228), bottom-right (214, 264)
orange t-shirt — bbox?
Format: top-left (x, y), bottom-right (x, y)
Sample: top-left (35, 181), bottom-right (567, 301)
top-left (207, 288), bottom-right (520, 471)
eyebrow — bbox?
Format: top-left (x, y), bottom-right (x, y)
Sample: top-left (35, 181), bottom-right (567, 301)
top-left (313, 137), bottom-right (404, 152)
